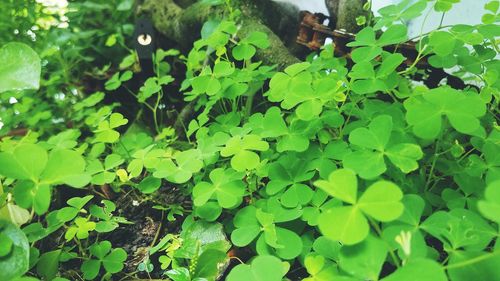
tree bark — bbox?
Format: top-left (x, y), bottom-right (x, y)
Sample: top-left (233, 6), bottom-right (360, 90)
top-left (325, 0), bottom-right (368, 32)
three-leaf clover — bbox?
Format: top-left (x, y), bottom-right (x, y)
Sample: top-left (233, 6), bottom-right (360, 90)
top-left (220, 134), bottom-right (269, 171)
top-left (153, 149), bottom-right (203, 183)
top-left (0, 144), bottom-right (90, 214)
top-left (266, 155), bottom-right (315, 208)
top-left (343, 115), bottom-right (423, 179)
top-left (314, 169), bottom-right (404, 245)
top-left (81, 241), bottom-right (127, 280)
top-left (65, 217), bottom-right (96, 241)
top-left (404, 87), bottom-right (486, 139)
top-left (104, 71), bottom-right (133, 91)
top-left (93, 113), bottom-right (128, 143)
top-left (232, 31), bottom-right (269, 61)
top-left (87, 154), bottom-right (124, 185)
top-left (193, 168), bottom-right (245, 208)
top-left (231, 206), bottom-right (279, 248)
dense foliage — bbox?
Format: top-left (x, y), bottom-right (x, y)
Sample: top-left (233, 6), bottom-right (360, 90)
top-left (0, 0), bottom-right (499, 280)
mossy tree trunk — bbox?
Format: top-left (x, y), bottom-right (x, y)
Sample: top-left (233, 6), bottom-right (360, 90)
top-left (136, 0), bottom-right (368, 68)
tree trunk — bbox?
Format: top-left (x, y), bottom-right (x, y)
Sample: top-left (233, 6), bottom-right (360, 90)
top-left (136, 0), bottom-right (301, 69)
top-left (325, 0), bottom-right (368, 32)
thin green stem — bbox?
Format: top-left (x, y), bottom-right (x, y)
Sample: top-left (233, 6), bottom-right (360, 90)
top-left (368, 217), bottom-right (401, 269)
top-left (444, 252), bottom-right (500, 270)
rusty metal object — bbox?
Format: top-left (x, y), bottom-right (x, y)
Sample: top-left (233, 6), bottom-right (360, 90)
top-left (296, 11), bottom-right (466, 89)
top-left (297, 11), bottom-right (421, 64)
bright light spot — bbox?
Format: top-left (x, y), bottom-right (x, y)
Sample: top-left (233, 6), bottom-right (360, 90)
top-left (36, 0), bottom-right (68, 8)
top-left (9, 97), bottom-right (18, 104)
top-left (54, 92), bottom-right (66, 101)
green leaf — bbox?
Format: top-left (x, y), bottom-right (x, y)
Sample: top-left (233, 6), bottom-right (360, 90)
top-left (233, 44), bottom-right (256, 61)
top-left (221, 134), bottom-right (269, 171)
top-left (193, 249), bottom-right (228, 279)
top-left (385, 143), bottom-right (424, 173)
top-left (244, 31), bottom-right (270, 49)
top-left (343, 150), bottom-right (386, 179)
top-left (316, 170), bottom-right (404, 245)
top-left (477, 180), bottom-right (500, 223)
top-left (349, 115), bottom-right (392, 151)
top-left (102, 248), bottom-right (127, 273)
top-left (381, 259), bottom-right (447, 281)
top-left (377, 53), bottom-right (405, 77)
top-left (226, 255), bottom-right (287, 281)
top-left (94, 113), bottom-right (128, 143)
top-left (193, 168), bottom-right (245, 208)
top-left (0, 220), bottom-right (30, 280)
top-left (347, 27), bottom-right (377, 47)
top-left (36, 250), bottom-right (61, 280)
top-left (0, 43), bottom-right (41, 93)
top-left (213, 61), bottom-right (234, 77)
top-left (421, 209), bottom-right (495, 250)
top-left (0, 144), bottom-right (47, 181)
top-left (314, 169), bottom-right (357, 204)
top-left (344, 115), bottom-right (423, 178)
top-left (405, 87), bottom-right (486, 139)
top-left (137, 176), bottom-right (161, 194)
top-left (429, 31), bottom-right (456, 56)
top-left (318, 206), bottom-right (369, 245)
top-left (82, 241), bottom-right (127, 280)
top-left (153, 149), bottom-right (203, 183)
top-left (0, 233), bottom-right (12, 257)
top-left (448, 251), bottom-right (500, 281)
top-left (434, 0), bottom-right (460, 12)
top-left (41, 149), bottom-right (90, 188)
top-left (377, 24), bottom-right (408, 46)
top-left (358, 181), bottom-right (404, 221)
top-left (339, 235), bottom-right (388, 280)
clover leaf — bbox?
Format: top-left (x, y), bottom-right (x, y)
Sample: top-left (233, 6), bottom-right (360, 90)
top-left (0, 42), bottom-right (41, 93)
top-left (0, 144), bottom-right (90, 214)
top-left (87, 154), bottom-right (124, 185)
top-left (104, 70), bottom-right (133, 91)
top-left (314, 169), bottom-right (404, 245)
top-left (127, 145), bottom-right (168, 178)
top-left (421, 209), bottom-right (495, 251)
top-left (478, 180), bottom-right (500, 223)
top-left (81, 241), bottom-right (127, 280)
top-left (303, 254), bottom-right (337, 281)
top-left (434, 0), bottom-right (460, 12)
top-left (375, 0), bottom-right (428, 30)
top-left (381, 259), bottom-right (447, 281)
top-left (226, 255), bottom-right (287, 281)
top-left (153, 149), bottom-right (203, 183)
top-left (231, 206), bottom-right (279, 248)
top-left (57, 195), bottom-right (94, 222)
top-left (404, 87), bottom-right (486, 139)
top-left (65, 217), bottom-right (96, 241)
top-left (343, 115), bottom-right (423, 179)
top-left (232, 31), bottom-right (269, 61)
top-left (266, 155), bottom-right (315, 208)
top-left (267, 63), bottom-right (343, 120)
top-left (93, 113), bottom-right (128, 143)
top-left (220, 134), bottom-right (269, 171)
top-left (0, 220), bottom-right (30, 280)
top-left (339, 235), bottom-right (388, 280)
top-left (193, 168), bottom-right (245, 208)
